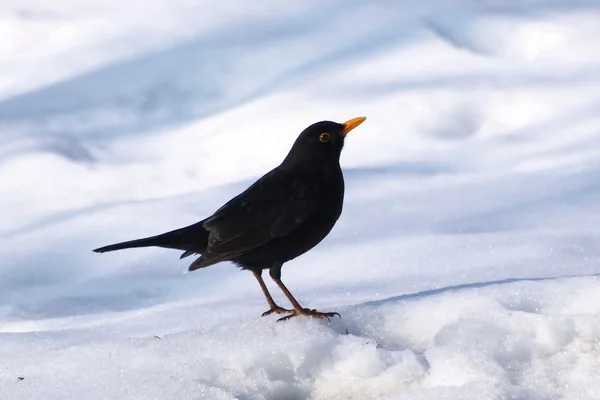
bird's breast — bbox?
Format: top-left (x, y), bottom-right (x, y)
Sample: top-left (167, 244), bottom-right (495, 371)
top-left (233, 168), bottom-right (345, 267)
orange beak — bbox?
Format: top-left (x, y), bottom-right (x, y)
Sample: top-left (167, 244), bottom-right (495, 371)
top-left (341, 117), bottom-right (367, 136)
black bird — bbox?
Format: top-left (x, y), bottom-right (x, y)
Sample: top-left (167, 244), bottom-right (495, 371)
top-left (93, 117), bottom-right (366, 321)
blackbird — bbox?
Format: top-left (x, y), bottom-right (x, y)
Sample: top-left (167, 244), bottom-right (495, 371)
top-left (93, 116), bottom-right (366, 321)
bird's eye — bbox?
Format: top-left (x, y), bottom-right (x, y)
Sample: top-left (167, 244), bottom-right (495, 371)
top-left (319, 133), bottom-right (331, 143)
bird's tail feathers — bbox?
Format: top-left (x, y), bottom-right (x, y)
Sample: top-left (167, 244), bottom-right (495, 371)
top-left (93, 236), bottom-right (165, 253)
top-left (93, 221), bottom-right (209, 255)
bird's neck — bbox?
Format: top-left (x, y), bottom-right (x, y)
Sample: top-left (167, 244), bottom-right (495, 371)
top-left (279, 158), bottom-right (342, 176)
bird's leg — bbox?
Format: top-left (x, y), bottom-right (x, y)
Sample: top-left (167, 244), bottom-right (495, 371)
top-left (252, 270), bottom-right (291, 316)
top-left (272, 278), bottom-right (340, 322)
top-left (268, 264), bottom-right (340, 322)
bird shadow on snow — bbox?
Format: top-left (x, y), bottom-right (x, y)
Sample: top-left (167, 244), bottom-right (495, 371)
top-left (323, 272), bottom-right (600, 344)
top-left (355, 272), bottom-right (600, 309)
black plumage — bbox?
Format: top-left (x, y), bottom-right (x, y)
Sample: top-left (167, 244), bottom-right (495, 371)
top-left (93, 117), bottom-right (366, 321)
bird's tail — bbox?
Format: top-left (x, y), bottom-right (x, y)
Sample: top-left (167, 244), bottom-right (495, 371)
top-left (93, 221), bottom-right (209, 255)
top-left (93, 236), bottom-right (164, 253)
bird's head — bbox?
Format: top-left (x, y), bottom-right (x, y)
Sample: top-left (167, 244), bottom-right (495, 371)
top-left (281, 117), bottom-right (366, 169)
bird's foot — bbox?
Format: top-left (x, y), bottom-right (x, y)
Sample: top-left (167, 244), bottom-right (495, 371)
top-left (261, 305), bottom-right (292, 317)
top-left (276, 308), bottom-right (341, 322)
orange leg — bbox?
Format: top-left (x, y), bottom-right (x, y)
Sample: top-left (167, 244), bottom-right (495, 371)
top-left (252, 271), bottom-right (291, 316)
top-left (271, 277), bottom-right (341, 322)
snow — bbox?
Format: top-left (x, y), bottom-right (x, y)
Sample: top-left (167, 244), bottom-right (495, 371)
top-left (1, 0), bottom-right (599, 399)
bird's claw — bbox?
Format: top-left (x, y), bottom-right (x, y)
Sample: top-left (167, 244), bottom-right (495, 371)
top-left (261, 306), bottom-right (292, 317)
top-left (276, 308), bottom-right (341, 322)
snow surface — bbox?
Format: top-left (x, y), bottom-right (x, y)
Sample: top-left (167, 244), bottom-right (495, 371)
top-left (1, 1), bottom-right (600, 399)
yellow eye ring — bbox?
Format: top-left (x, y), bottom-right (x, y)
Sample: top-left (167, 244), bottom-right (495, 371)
top-left (319, 133), bottom-right (331, 143)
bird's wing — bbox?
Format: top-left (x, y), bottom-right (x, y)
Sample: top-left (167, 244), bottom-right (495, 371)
top-left (190, 169), bottom-right (321, 269)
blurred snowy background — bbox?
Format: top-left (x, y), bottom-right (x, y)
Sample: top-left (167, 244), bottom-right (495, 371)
top-left (1, 1), bottom-right (599, 399)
